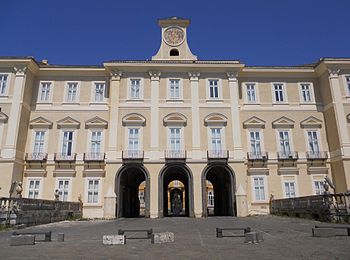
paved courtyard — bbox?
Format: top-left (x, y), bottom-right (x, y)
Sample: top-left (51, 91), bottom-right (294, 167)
top-left (0, 215), bottom-right (349, 259)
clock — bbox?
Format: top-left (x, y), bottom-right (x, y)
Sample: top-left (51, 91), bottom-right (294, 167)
top-left (163, 27), bottom-right (185, 46)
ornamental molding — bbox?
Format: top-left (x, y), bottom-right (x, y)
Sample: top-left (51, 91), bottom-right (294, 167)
top-left (0, 111), bottom-right (9, 123)
top-left (163, 112), bottom-right (187, 126)
top-left (204, 113), bottom-right (228, 126)
top-left (85, 116), bottom-right (108, 129)
top-left (29, 116), bottom-right (53, 129)
top-left (14, 65), bottom-right (27, 76)
top-left (243, 116), bottom-right (266, 129)
top-left (57, 116), bottom-right (80, 129)
top-left (272, 116), bottom-right (295, 129)
top-left (110, 70), bottom-right (122, 80)
top-left (188, 72), bottom-right (200, 81)
top-left (227, 71), bottom-right (239, 80)
top-left (149, 71), bottom-right (161, 81)
top-left (300, 116), bottom-right (322, 128)
top-left (122, 113), bottom-right (146, 126)
top-left (328, 68), bottom-right (340, 78)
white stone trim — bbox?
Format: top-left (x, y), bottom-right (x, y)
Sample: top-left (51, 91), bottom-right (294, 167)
top-left (37, 80), bottom-right (54, 103)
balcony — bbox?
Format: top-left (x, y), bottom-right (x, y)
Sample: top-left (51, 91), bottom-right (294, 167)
top-left (207, 150), bottom-right (229, 161)
top-left (164, 150), bottom-right (186, 160)
top-left (277, 151), bottom-right (298, 160)
top-left (122, 150), bottom-right (144, 161)
top-left (247, 151), bottom-right (269, 161)
top-left (54, 153), bottom-right (77, 162)
top-left (306, 151), bottom-right (328, 160)
top-left (83, 153), bottom-right (105, 162)
top-left (25, 153), bottom-right (48, 161)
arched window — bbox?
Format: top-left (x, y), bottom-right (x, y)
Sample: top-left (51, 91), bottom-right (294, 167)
top-left (170, 49), bottom-right (179, 56)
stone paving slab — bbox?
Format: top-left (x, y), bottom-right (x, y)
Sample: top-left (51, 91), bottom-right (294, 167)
top-left (0, 216), bottom-right (349, 259)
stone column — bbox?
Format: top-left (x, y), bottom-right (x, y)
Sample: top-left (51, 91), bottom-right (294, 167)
top-left (149, 71), bottom-right (161, 160)
top-left (189, 72), bottom-right (201, 159)
top-left (235, 184), bottom-right (248, 217)
top-left (103, 187), bottom-right (116, 219)
top-left (2, 65), bottom-right (27, 159)
top-left (227, 72), bottom-right (243, 160)
top-left (107, 71), bottom-right (122, 159)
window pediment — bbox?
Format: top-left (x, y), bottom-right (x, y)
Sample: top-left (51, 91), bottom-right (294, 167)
top-left (300, 116), bottom-right (322, 128)
top-left (204, 113), bottom-right (227, 126)
top-left (243, 116), bottom-right (265, 129)
top-left (163, 113), bottom-right (187, 126)
top-left (272, 116), bottom-right (295, 128)
top-left (57, 116), bottom-right (80, 129)
top-left (29, 116), bottom-right (53, 129)
top-left (85, 116), bottom-right (108, 129)
top-left (122, 113), bottom-right (146, 126)
top-left (0, 111), bottom-right (8, 123)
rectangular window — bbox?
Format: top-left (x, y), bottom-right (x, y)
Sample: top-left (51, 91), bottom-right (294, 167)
top-left (33, 131), bottom-right (45, 154)
top-left (66, 82), bottom-right (78, 102)
top-left (128, 128), bottom-right (139, 151)
top-left (284, 182), bottom-right (296, 198)
top-left (253, 177), bottom-right (266, 201)
top-left (208, 80), bottom-right (219, 99)
top-left (314, 181), bottom-right (324, 195)
top-left (301, 83), bottom-right (312, 102)
top-left (91, 131), bottom-right (102, 154)
top-left (57, 179), bottom-right (70, 201)
top-left (273, 84), bottom-right (285, 102)
top-left (169, 79), bottom-right (180, 99)
top-left (169, 128), bottom-right (181, 151)
top-left (246, 83), bottom-right (256, 103)
top-left (211, 128), bottom-right (222, 151)
top-left (250, 131), bottom-right (261, 155)
top-left (39, 82), bottom-right (51, 102)
top-left (138, 190), bottom-right (145, 206)
top-left (130, 79), bottom-right (141, 99)
top-left (346, 76), bottom-right (350, 95)
top-left (28, 180), bottom-right (40, 199)
top-left (208, 190), bottom-right (214, 206)
top-left (307, 131), bottom-right (319, 153)
top-left (87, 179), bottom-right (99, 203)
top-left (0, 74), bottom-right (8, 95)
top-left (94, 83), bottom-right (105, 102)
top-left (62, 131), bottom-right (73, 156)
top-left (279, 131), bottom-right (291, 155)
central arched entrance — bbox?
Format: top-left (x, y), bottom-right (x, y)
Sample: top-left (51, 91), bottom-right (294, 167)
top-left (159, 163), bottom-right (194, 217)
top-left (202, 163), bottom-right (236, 217)
top-left (115, 164), bottom-right (150, 218)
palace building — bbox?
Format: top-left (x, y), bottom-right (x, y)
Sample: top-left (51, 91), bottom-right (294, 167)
top-left (1, 17), bottom-right (350, 218)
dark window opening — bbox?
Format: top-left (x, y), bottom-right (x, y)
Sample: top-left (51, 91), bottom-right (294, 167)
top-left (170, 49), bottom-right (179, 56)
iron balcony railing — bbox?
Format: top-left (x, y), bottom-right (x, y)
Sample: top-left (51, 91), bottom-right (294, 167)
top-left (122, 150), bottom-right (144, 160)
top-left (164, 150), bottom-right (186, 160)
top-left (83, 152), bottom-right (105, 161)
top-left (306, 151), bottom-right (328, 160)
top-left (25, 152), bottom-right (48, 161)
top-left (247, 151), bottom-right (269, 161)
top-left (207, 150), bottom-right (229, 159)
top-left (54, 153), bottom-right (77, 162)
top-left (277, 151), bottom-right (298, 160)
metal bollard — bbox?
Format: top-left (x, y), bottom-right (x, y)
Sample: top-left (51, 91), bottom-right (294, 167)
top-left (216, 228), bottom-right (223, 238)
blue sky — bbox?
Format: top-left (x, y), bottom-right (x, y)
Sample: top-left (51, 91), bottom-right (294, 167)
top-left (1, 0), bottom-right (349, 66)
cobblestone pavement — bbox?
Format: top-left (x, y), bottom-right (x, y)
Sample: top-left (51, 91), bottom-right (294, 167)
top-left (0, 215), bottom-right (349, 260)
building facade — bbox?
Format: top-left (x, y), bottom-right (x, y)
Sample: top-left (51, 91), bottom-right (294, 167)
top-left (1, 17), bottom-right (350, 218)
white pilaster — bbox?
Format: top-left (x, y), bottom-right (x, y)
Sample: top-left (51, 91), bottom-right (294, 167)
top-left (1, 65), bottom-right (27, 159)
top-left (149, 71), bottom-right (161, 159)
top-left (107, 71), bottom-right (122, 159)
top-left (189, 72), bottom-right (201, 159)
top-left (328, 68), bottom-right (350, 156)
top-left (227, 72), bottom-right (244, 160)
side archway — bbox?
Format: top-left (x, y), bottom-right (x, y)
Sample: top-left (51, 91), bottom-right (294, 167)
top-left (115, 164), bottom-right (150, 218)
top-left (202, 163), bottom-right (236, 217)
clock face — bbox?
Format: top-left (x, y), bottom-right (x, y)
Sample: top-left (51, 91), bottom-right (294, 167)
top-left (163, 27), bottom-right (185, 46)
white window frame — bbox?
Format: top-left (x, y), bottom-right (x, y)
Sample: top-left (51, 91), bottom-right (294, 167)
top-left (313, 179), bottom-right (325, 195)
top-left (167, 127), bottom-right (184, 151)
top-left (207, 79), bottom-right (221, 100)
top-left (85, 177), bottom-right (101, 204)
top-left (124, 127), bottom-right (143, 152)
top-left (247, 129), bottom-right (264, 155)
top-left (298, 82), bottom-right (314, 103)
top-left (91, 81), bottom-right (106, 103)
top-left (27, 178), bottom-right (43, 199)
top-left (128, 78), bottom-right (143, 100)
top-left (276, 129), bottom-right (293, 154)
top-left (167, 78), bottom-right (182, 100)
top-left (38, 81), bottom-right (53, 103)
top-left (282, 180), bottom-right (297, 198)
top-left (208, 127), bottom-right (226, 151)
top-left (244, 82), bottom-right (259, 103)
top-left (208, 190), bottom-right (214, 206)
top-left (272, 83), bottom-right (287, 103)
top-left (343, 75), bottom-right (350, 97)
top-left (0, 73), bottom-right (10, 97)
top-left (59, 129), bottom-right (76, 156)
top-left (305, 129), bottom-right (322, 153)
top-left (251, 175), bottom-right (267, 202)
top-left (31, 130), bottom-right (47, 154)
top-left (64, 81), bottom-right (80, 103)
top-left (56, 178), bottom-right (71, 202)
top-left (89, 130), bottom-right (103, 154)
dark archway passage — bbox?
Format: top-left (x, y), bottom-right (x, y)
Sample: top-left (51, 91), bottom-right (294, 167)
top-left (115, 164), bottom-right (150, 218)
top-left (202, 164), bottom-right (236, 217)
top-left (159, 163), bottom-right (194, 217)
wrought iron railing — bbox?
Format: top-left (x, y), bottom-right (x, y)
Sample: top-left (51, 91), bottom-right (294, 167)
top-left (54, 153), bottom-right (77, 161)
top-left (164, 150), bottom-right (186, 159)
top-left (247, 151), bottom-right (268, 161)
top-left (277, 151), bottom-right (298, 160)
top-left (207, 150), bottom-right (229, 159)
top-left (122, 150), bottom-right (144, 160)
top-left (306, 151), bottom-right (328, 160)
top-left (25, 153), bottom-right (48, 161)
top-left (83, 152), bottom-right (105, 161)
